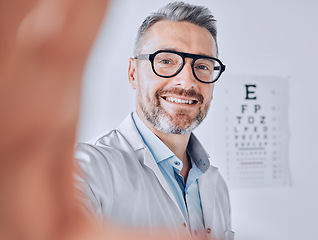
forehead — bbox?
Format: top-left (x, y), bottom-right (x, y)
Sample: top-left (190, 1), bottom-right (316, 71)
top-left (140, 20), bottom-right (217, 57)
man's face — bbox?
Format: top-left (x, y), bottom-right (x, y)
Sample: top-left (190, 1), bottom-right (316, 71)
top-left (129, 20), bottom-right (217, 135)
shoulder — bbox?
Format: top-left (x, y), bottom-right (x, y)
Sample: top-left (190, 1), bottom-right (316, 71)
top-left (214, 167), bottom-right (229, 194)
top-left (201, 166), bottom-right (233, 233)
top-left (75, 129), bottom-right (133, 169)
top-left (75, 123), bottom-right (147, 180)
top-left (208, 166), bottom-right (230, 197)
top-left (201, 166), bottom-right (231, 210)
top-left (214, 168), bottom-right (231, 209)
top-left (74, 130), bottom-right (137, 213)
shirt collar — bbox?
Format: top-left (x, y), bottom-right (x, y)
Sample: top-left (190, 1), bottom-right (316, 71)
top-left (187, 133), bottom-right (210, 173)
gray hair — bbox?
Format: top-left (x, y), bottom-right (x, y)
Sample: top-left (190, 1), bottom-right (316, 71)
top-left (133, 1), bottom-right (218, 56)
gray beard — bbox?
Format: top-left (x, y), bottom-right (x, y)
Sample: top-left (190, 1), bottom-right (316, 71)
top-left (141, 104), bottom-right (202, 135)
top-left (138, 88), bottom-right (210, 135)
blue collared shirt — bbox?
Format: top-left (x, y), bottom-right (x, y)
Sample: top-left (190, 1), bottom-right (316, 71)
top-left (132, 112), bottom-right (210, 237)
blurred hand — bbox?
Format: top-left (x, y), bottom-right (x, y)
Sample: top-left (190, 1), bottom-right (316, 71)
top-left (0, 1), bottom-right (193, 240)
top-left (0, 0), bottom-right (110, 239)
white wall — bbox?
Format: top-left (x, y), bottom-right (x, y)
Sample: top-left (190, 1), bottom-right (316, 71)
top-left (78, 0), bottom-right (318, 239)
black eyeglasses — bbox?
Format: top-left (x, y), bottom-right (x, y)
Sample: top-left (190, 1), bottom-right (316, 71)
top-left (135, 50), bottom-right (226, 84)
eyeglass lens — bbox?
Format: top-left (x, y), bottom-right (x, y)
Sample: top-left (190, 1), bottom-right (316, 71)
top-left (153, 52), bottom-right (221, 82)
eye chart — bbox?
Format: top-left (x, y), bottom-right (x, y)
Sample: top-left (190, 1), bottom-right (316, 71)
top-left (209, 76), bottom-right (291, 188)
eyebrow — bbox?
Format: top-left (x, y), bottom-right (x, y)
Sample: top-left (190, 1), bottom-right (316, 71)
top-left (160, 47), bottom-right (180, 52)
top-left (158, 47), bottom-right (215, 58)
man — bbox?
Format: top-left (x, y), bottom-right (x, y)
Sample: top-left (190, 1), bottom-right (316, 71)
top-left (76, 2), bottom-right (234, 240)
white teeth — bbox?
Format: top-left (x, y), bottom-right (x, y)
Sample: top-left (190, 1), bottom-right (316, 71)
top-left (165, 97), bottom-right (195, 105)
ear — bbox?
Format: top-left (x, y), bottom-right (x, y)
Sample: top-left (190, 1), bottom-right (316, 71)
top-left (128, 58), bottom-right (137, 89)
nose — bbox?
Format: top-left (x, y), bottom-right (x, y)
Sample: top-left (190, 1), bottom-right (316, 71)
top-left (171, 59), bottom-right (196, 89)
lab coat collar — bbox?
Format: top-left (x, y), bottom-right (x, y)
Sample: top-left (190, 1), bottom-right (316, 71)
top-left (117, 113), bottom-right (147, 153)
top-left (132, 111), bottom-right (174, 163)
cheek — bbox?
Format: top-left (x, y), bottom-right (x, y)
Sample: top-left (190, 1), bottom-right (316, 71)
top-left (136, 63), bottom-right (154, 91)
top-left (200, 84), bottom-right (215, 103)
top-left (135, 78), bottom-right (157, 104)
top-left (208, 85), bottom-right (215, 99)
top-left (136, 71), bottom-right (168, 97)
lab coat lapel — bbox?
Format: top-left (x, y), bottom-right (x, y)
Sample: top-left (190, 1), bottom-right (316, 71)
top-left (142, 147), bottom-right (182, 212)
top-left (198, 166), bottom-right (218, 230)
top-left (118, 113), bottom-right (183, 215)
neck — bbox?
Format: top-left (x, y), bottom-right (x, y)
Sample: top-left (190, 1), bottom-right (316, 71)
top-left (153, 126), bottom-right (190, 161)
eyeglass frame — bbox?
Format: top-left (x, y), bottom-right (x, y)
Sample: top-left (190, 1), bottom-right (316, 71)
top-left (134, 49), bottom-right (226, 84)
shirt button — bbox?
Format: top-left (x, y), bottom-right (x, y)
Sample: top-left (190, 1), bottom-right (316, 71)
top-left (206, 228), bottom-right (211, 234)
top-left (174, 161), bottom-right (180, 166)
top-left (183, 222), bottom-right (187, 228)
top-left (194, 230), bottom-right (198, 236)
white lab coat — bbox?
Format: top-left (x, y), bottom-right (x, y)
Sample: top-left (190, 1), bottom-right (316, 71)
top-left (75, 113), bottom-right (234, 240)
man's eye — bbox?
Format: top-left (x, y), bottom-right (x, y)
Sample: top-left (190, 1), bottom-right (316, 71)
top-left (160, 59), bottom-right (171, 64)
top-left (197, 65), bottom-right (209, 70)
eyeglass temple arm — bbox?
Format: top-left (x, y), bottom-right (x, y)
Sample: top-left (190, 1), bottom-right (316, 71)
top-left (135, 54), bottom-right (150, 60)
top-left (214, 65), bottom-right (226, 71)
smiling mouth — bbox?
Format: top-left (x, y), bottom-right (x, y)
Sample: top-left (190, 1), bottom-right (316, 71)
top-left (162, 96), bottom-right (198, 105)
